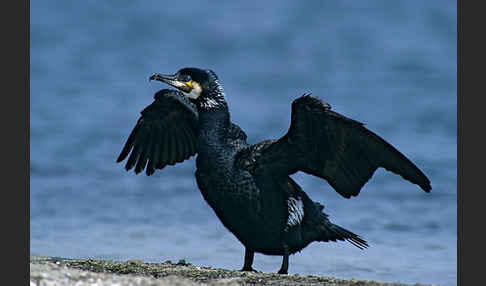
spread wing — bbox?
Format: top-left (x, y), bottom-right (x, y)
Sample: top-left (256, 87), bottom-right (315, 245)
top-left (243, 94), bottom-right (431, 198)
top-left (116, 89), bottom-right (199, 176)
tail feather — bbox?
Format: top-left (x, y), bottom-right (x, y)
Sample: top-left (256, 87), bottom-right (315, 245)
top-left (316, 213), bottom-right (369, 249)
top-left (330, 224), bottom-right (369, 249)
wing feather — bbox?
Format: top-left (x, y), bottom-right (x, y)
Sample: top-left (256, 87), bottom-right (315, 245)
top-left (167, 130), bottom-right (177, 165)
top-left (179, 126), bottom-right (192, 160)
top-left (117, 121), bottom-right (139, 163)
top-left (145, 130), bottom-right (159, 176)
top-left (175, 128), bottom-right (187, 162)
top-left (147, 124), bottom-right (162, 174)
top-left (244, 94), bottom-right (431, 198)
top-left (157, 129), bottom-right (170, 169)
top-left (117, 89), bottom-right (199, 175)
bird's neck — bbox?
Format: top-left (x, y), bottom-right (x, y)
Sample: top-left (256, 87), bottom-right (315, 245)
top-left (197, 102), bottom-right (231, 141)
top-left (195, 103), bottom-right (234, 172)
top-left (196, 96), bottom-right (228, 111)
top-left (195, 80), bottom-right (233, 146)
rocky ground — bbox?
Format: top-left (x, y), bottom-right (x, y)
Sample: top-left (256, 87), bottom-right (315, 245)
top-left (30, 255), bottom-right (437, 286)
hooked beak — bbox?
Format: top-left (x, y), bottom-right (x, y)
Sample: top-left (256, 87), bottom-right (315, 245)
top-left (149, 73), bottom-right (191, 93)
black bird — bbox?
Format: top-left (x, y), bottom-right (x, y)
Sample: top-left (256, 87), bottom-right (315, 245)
top-left (117, 67), bottom-right (431, 274)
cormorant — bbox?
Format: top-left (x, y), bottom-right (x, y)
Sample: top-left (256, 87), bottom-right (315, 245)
top-left (116, 67), bottom-right (431, 274)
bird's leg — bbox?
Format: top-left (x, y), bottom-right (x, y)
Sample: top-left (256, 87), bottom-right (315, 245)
top-left (277, 244), bottom-right (289, 274)
top-left (241, 247), bottom-right (256, 272)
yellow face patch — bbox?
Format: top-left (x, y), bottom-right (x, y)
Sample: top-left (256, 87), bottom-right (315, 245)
top-left (186, 80), bottom-right (194, 88)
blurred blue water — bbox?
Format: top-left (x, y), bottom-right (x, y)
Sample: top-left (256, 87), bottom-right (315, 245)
top-left (30, 1), bottom-right (456, 285)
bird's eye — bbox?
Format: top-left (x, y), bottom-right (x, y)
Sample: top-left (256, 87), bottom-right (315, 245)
top-left (183, 75), bottom-right (191, 82)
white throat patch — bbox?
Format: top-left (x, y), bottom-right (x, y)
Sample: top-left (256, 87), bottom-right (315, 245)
top-left (183, 81), bottom-right (202, 99)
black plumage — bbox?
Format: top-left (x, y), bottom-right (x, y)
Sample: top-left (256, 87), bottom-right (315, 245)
top-left (117, 89), bottom-right (198, 175)
top-left (117, 67), bottom-right (431, 274)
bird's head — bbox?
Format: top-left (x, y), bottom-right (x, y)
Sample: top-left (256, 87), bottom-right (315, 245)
top-left (150, 67), bottom-right (225, 109)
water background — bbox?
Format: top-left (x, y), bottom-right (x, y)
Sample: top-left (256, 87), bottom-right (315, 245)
top-left (30, 1), bottom-right (456, 285)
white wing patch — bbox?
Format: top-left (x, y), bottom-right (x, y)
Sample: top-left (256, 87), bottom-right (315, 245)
top-left (286, 197), bottom-right (304, 229)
